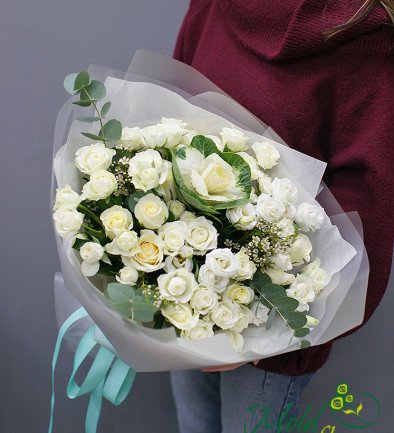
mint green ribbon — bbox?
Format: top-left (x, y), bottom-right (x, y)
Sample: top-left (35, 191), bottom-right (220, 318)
top-left (49, 307), bottom-right (136, 433)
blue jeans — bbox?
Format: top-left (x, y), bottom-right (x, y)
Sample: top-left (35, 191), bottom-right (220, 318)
top-left (170, 363), bottom-right (314, 433)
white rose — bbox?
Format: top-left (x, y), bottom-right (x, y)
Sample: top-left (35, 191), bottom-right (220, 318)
top-left (265, 269), bottom-right (295, 286)
top-left (231, 305), bottom-right (254, 333)
top-left (123, 230), bottom-right (164, 272)
top-left (271, 253), bottom-right (293, 271)
top-left (53, 208), bottom-right (84, 237)
top-left (119, 127), bottom-right (145, 151)
top-left (179, 211), bottom-right (197, 223)
top-left (295, 203), bottom-right (325, 232)
top-left (198, 264), bottom-right (229, 293)
top-left (162, 303), bottom-right (199, 330)
top-left (134, 193), bottom-right (169, 230)
top-left (53, 185), bottom-right (81, 211)
top-left (158, 221), bottom-right (187, 256)
top-left (233, 248), bottom-right (257, 281)
top-left (271, 178), bottom-right (298, 207)
top-left (205, 248), bottom-right (239, 278)
top-left (116, 266), bottom-right (139, 285)
top-left (223, 283), bottom-right (254, 305)
top-left (252, 141), bottom-right (280, 170)
top-left (180, 320), bottom-right (214, 340)
top-left (257, 173), bottom-right (272, 195)
top-left (301, 258), bottom-right (331, 294)
top-left (167, 200), bottom-right (185, 219)
top-left (219, 127), bottom-right (249, 152)
top-left (226, 203), bottom-right (257, 230)
top-left (224, 330), bottom-right (244, 353)
top-left (163, 246), bottom-right (194, 273)
top-left (256, 193), bottom-right (286, 223)
top-left (105, 230), bottom-right (139, 256)
top-left (80, 242), bottom-right (104, 277)
top-left (75, 142), bottom-right (116, 175)
top-left (159, 118), bottom-right (189, 148)
top-left (286, 274), bottom-right (316, 312)
top-left (128, 149), bottom-right (171, 192)
top-left (186, 216), bottom-right (218, 254)
top-left (158, 268), bottom-right (197, 303)
top-left (81, 170), bottom-right (117, 201)
top-left (250, 301), bottom-right (270, 326)
top-left (160, 169), bottom-right (178, 202)
top-left (140, 124), bottom-right (168, 149)
top-left (190, 286), bottom-right (219, 314)
top-left (100, 205), bottom-right (133, 239)
top-left (276, 218), bottom-right (295, 238)
top-left (209, 300), bottom-right (240, 330)
top-left (288, 234), bottom-right (312, 265)
top-left (238, 152), bottom-right (260, 179)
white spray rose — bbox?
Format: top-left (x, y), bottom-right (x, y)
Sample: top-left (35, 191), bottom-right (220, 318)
top-left (80, 242), bottom-right (104, 277)
top-left (128, 149), bottom-right (171, 192)
top-left (198, 264), bottom-right (229, 293)
top-left (123, 230), bottom-right (164, 272)
top-left (105, 230), bottom-right (139, 257)
top-left (256, 193), bottom-right (286, 223)
top-left (271, 178), bottom-right (298, 207)
top-left (100, 205), bottom-right (133, 239)
top-left (209, 300), bottom-right (240, 330)
top-left (163, 246), bottom-right (194, 273)
top-left (205, 248), bottom-right (239, 278)
top-left (238, 152), bottom-right (260, 179)
top-left (250, 300), bottom-right (270, 326)
top-left (75, 143), bottom-right (116, 175)
top-left (53, 208), bottom-right (84, 237)
top-left (167, 200), bottom-right (185, 219)
top-left (158, 221), bottom-right (187, 256)
top-left (226, 203), bottom-right (257, 230)
top-left (271, 253), bottom-right (293, 271)
top-left (301, 258), bottom-right (331, 294)
top-left (219, 127), bottom-right (249, 152)
top-left (140, 124), bottom-right (168, 149)
top-left (119, 127), bottom-right (145, 151)
top-left (81, 170), bottom-right (117, 200)
top-left (158, 268), bottom-right (197, 303)
top-left (285, 205), bottom-right (297, 219)
top-left (252, 141), bottom-right (280, 170)
top-left (224, 330), bottom-right (244, 353)
top-left (233, 248), bottom-right (257, 281)
top-left (159, 118), bottom-right (189, 148)
top-left (53, 185), bottom-right (81, 211)
top-left (186, 216), bottom-right (218, 254)
top-left (179, 211), bottom-right (197, 223)
top-left (257, 173), bottom-right (272, 195)
top-left (224, 283), bottom-right (254, 305)
top-left (160, 169), bottom-right (178, 202)
top-left (190, 286), bottom-right (219, 314)
top-left (305, 315), bottom-right (319, 327)
top-left (286, 274), bottom-right (316, 312)
top-left (180, 320), bottom-right (214, 341)
top-left (276, 218), bottom-right (296, 238)
top-left (162, 303), bottom-right (199, 330)
top-left (134, 193), bottom-right (169, 230)
top-left (116, 266), bottom-right (139, 286)
top-left (288, 234), bottom-right (312, 265)
top-left (265, 269), bottom-right (295, 286)
top-left (295, 203), bottom-right (325, 232)
top-left (231, 305), bottom-right (254, 333)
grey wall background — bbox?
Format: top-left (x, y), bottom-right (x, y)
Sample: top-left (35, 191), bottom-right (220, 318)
top-left (0, 1), bottom-right (392, 432)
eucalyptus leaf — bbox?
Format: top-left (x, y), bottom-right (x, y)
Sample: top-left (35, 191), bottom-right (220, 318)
top-left (77, 116), bottom-right (101, 123)
top-left (100, 119), bottom-right (122, 142)
top-left (73, 100), bottom-right (92, 107)
top-left (299, 340), bottom-right (311, 349)
top-left (101, 101), bottom-right (111, 117)
top-left (286, 312), bottom-right (308, 330)
top-left (112, 300), bottom-right (133, 317)
top-left (294, 328), bottom-right (310, 338)
top-left (80, 80), bottom-right (106, 101)
top-left (127, 191), bottom-right (145, 212)
top-left (81, 132), bottom-right (106, 142)
top-left (106, 282), bottom-right (135, 303)
top-left (74, 71), bottom-right (90, 91)
top-left (265, 308), bottom-right (276, 330)
top-left (64, 73), bottom-right (78, 95)
top-left (132, 297), bottom-right (158, 322)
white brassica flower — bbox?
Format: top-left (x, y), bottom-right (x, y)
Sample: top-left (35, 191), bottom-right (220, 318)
top-left (75, 142), bottom-right (116, 175)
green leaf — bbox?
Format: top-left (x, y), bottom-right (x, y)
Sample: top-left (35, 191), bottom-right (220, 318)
top-left (74, 71), bottom-right (90, 91)
top-left (100, 119), bottom-right (122, 142)
top-left (77, 116), bottom-right (101, 123)
top-left (106, 282), bottom-right (135, 303)
top-left (286, 312), bottom-right (308, 330)
top-left (112, 300), bottom-right (133, 317)
top-left (294, 327), bottom-right (310, 338)
top-left (64, 73), bottom-right (78, 95)
top-left (265, 308), bottom-right (276, 330)
top-left (153, 313), bottom-right (165, 329)
top-left (81, 132), bottom-right (106, 142)
top-left (190, 135), bottom-right (220, 157)
top-left (72, 237), bottom-right (89, 250)
top-left (127, 191), bottom-right (145, 212)
top-left (73, 100), bottom-right (93, 107)
top-left (167, 210), bottom-right (176, 223)
top-left (80, 80), bottom-right (106, 101)
top-left (300, 340), bottom-right (311, 349)
top-left (101, 101), bottom-right (111, 117)
top-left (132, 297), bottom-right (158, 322)
top-left (274, 296), bottom-right (299, 314)
top-left (174, 146), bottom-right (186, 159)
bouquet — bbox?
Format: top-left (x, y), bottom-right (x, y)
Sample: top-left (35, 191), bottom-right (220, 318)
top-left (51, 50), bottom-right (368, 371)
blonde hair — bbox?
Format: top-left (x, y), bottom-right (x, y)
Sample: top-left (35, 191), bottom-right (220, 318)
top-left (323, 0), bottom-right (394, 38)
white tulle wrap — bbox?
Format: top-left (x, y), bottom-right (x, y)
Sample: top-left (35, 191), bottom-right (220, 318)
top-left (51, 50), bottom-right (369, 372)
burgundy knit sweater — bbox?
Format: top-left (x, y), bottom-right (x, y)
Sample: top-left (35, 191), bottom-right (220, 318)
top-left (173, 0), bottom-right (394, 375)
